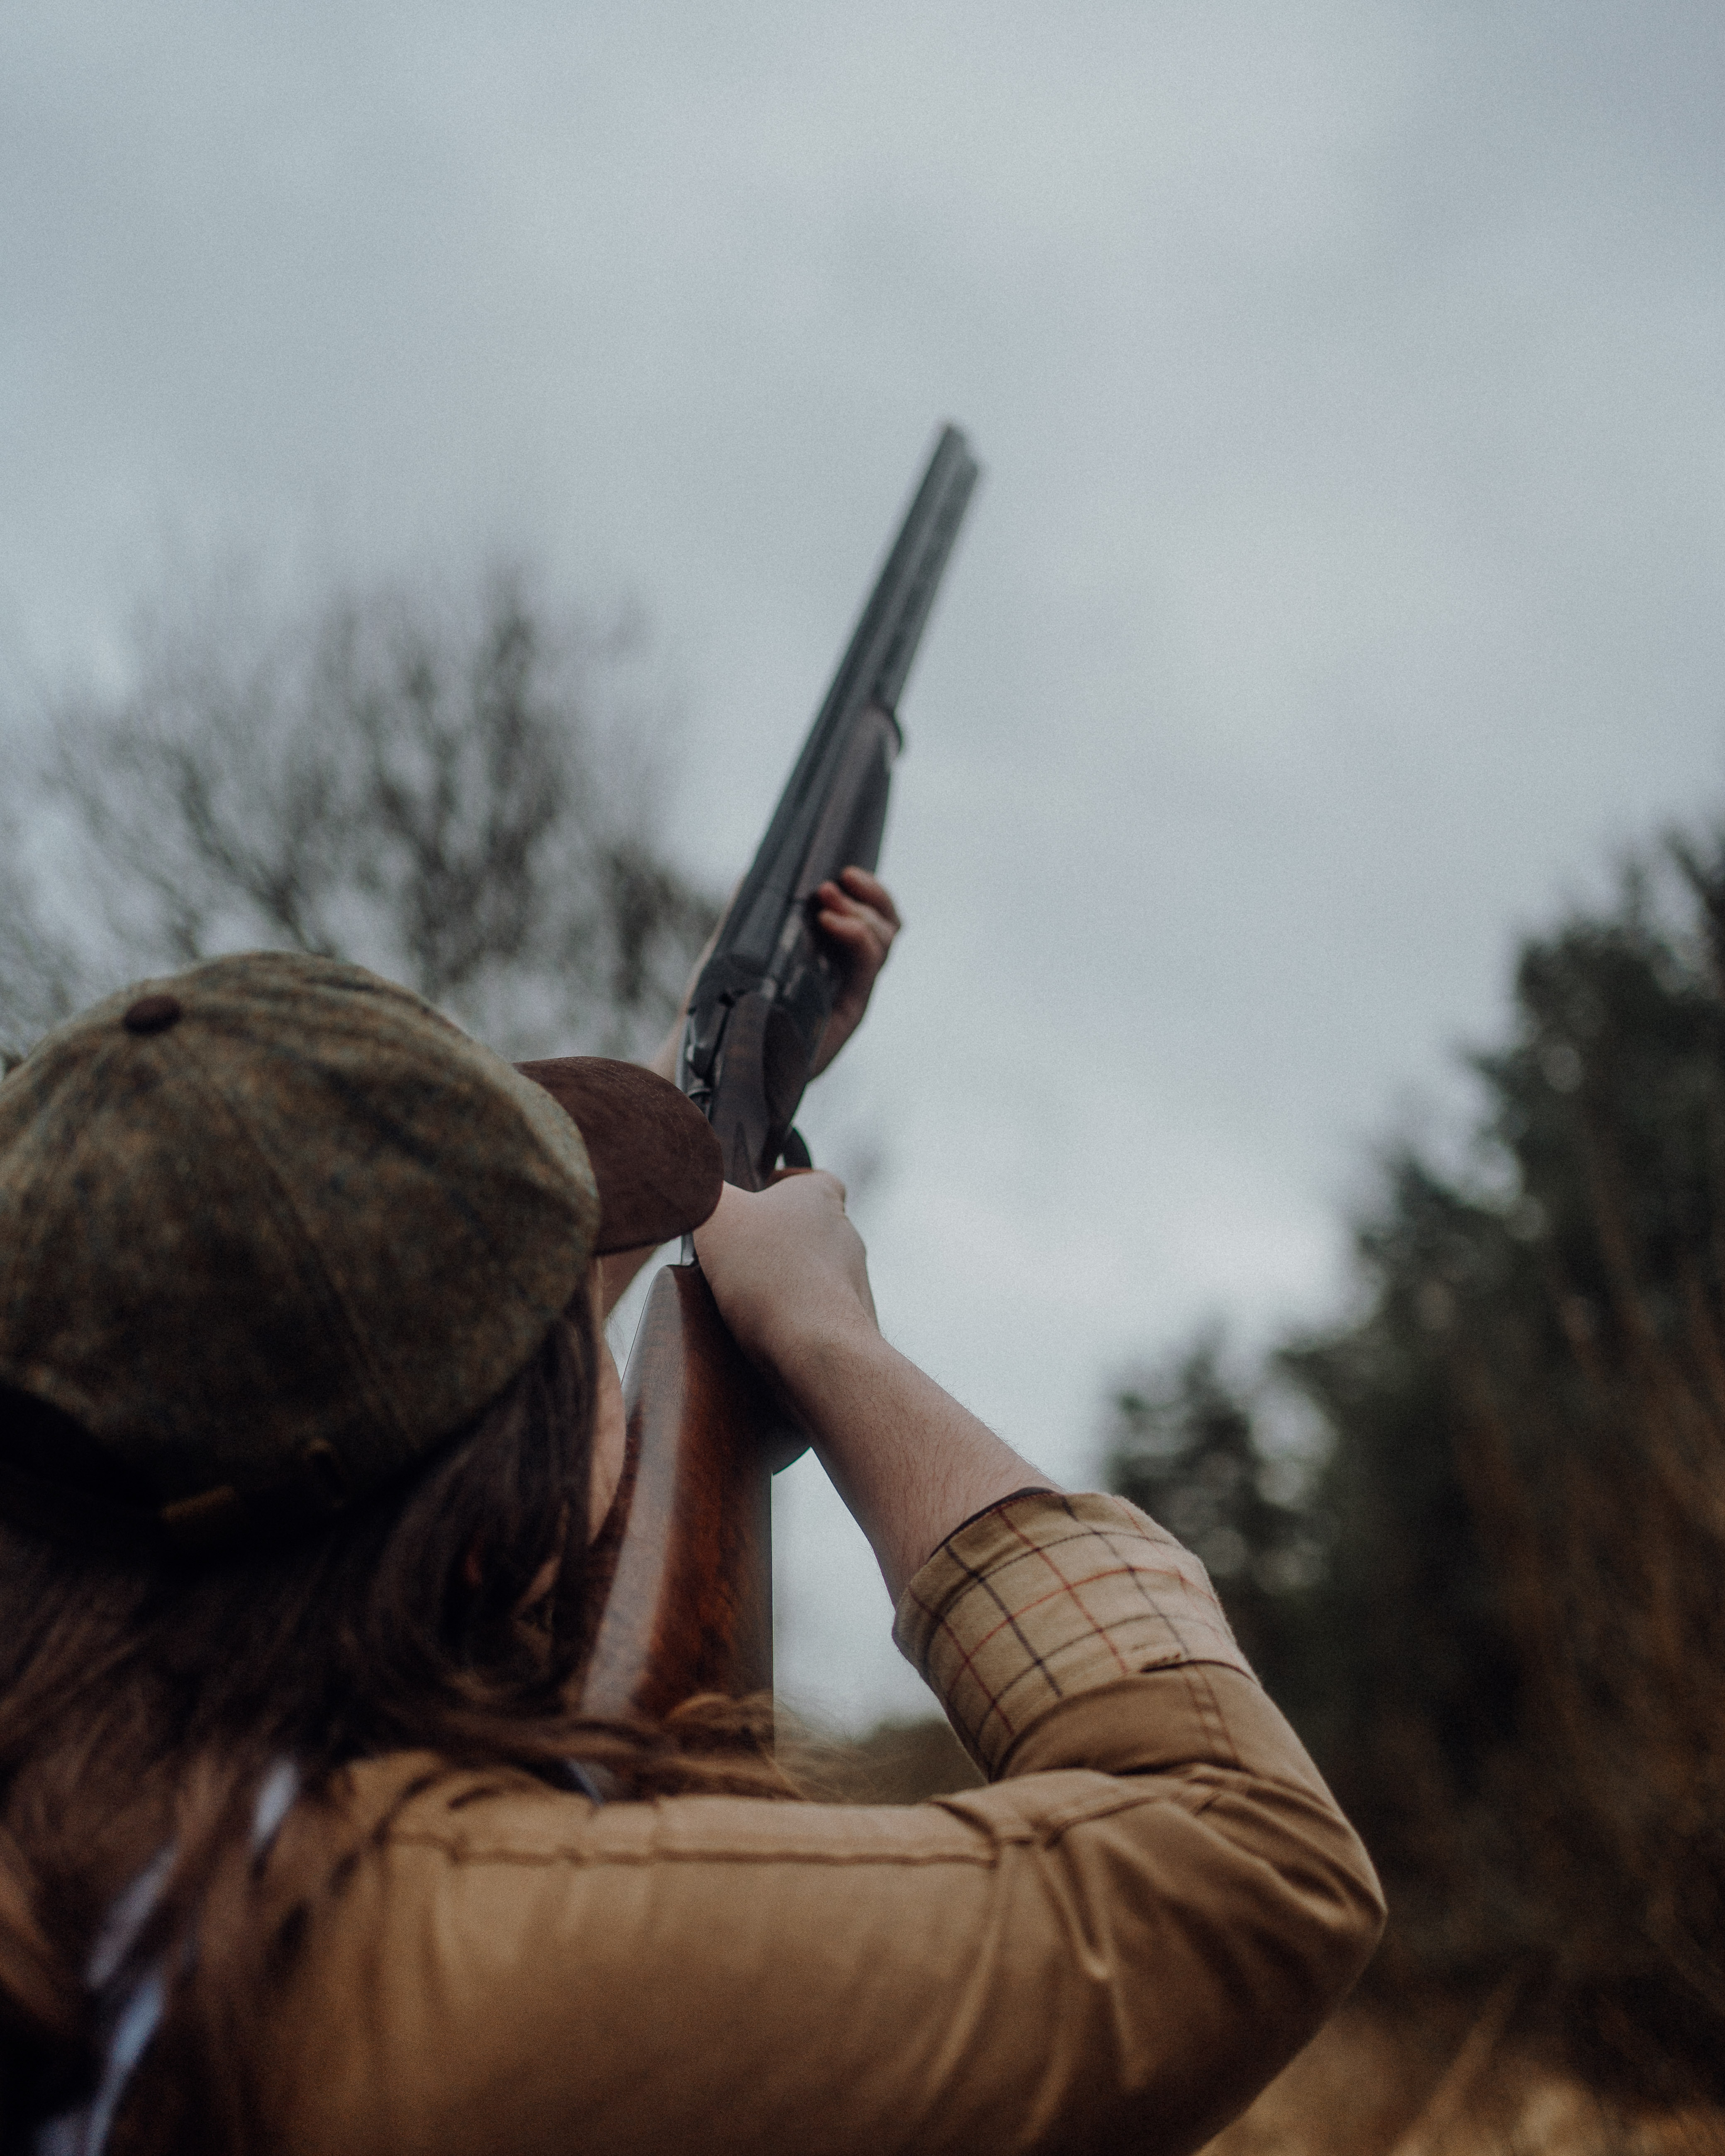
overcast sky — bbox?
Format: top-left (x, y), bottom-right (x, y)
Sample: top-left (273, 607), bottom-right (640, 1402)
top-left (6, 2), bottom-right (1724, 1725)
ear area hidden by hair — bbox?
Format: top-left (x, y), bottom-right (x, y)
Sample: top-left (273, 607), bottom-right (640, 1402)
top-left (513, 1058), bottom-right (723, 1255)
top-left (156, 1440), bottom-right (353, 1557)
top-left (158, 1483), bottom-right (249, 1553)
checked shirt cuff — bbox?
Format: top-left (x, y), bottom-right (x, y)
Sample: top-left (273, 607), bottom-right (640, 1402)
top-left (892, 1491), bottom-right (1255, 1778)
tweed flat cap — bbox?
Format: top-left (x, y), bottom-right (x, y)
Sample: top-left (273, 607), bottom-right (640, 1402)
top-left (0, 952), bottom-right (719, 1548)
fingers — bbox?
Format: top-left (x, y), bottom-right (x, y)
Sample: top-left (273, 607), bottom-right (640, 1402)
top-left (836, 865), bottom-right (902, 929)
top-left (813, 870), bottom-right (900, 974)
top-left (815, 868), bottom-right (901, 940)
top-left (814, 907), bottom-right (890, 982)
top-left (694, 1172), bottom-right (876, 1370)
top-left (775, 1166), bottom-right (848, 1206)
top-left (804, 867), bottom-right (903, 1077)
top-left (765, 1163), bottom-right (847, 1206)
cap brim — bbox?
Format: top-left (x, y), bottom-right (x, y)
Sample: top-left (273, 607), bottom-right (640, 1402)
top-left (514, 1058), bottom-right (724, 1257)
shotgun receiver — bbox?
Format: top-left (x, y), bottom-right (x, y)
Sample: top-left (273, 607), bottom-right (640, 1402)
top-left (580, 425), bottom-right (981, 1719)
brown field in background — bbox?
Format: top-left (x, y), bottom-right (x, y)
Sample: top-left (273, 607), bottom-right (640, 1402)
top-left (821, 1715), bottom-right (1725, 2154)
top-left (1202, 2003), bottom-right (1725, 2156)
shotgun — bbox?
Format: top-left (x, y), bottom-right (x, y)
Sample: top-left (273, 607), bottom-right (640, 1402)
top-left (580, 424), bottom-right (981, 1719)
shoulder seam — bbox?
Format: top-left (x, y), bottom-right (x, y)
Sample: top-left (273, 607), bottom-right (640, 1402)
top-left (378, 1780), bottom-right (1185, 1871)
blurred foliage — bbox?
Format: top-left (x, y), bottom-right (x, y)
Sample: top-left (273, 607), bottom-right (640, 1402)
top-left (802, 1714), bottom-right (982, 1806)
top-left (0, 567), bottom-right (717, 1067)
top-left (1108, 840), bottom-right (1725, 2102)
top-left (1104, 1335), bottom-right (1333, 1734)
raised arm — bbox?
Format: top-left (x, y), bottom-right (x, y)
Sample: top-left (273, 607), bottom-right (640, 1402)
top-left (693, 1169), bottom-right (1049, 1600)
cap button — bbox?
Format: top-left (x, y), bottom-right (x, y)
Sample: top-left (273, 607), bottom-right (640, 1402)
top-left (123, 994), bottom-right (183, 1036)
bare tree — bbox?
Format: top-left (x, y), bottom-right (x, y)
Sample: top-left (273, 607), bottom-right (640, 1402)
top-left (0, 568), bottom-right (717, 1067)
top-left (0, 831), bottom-right (84, 1059)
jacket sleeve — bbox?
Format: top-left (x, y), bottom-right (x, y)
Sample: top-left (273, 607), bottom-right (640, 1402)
top-left (261, 1493), bottom-right (1385, 2156)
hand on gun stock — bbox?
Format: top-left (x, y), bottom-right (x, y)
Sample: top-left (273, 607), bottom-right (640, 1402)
top-left (692, 1169), bottom-right (877, 1378)
top-left (693, 1172), bottom-right (1052, 1603)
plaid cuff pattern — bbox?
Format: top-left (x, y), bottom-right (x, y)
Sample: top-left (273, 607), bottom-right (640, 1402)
top-left (893, 1491), bottom-right (1254, 1777)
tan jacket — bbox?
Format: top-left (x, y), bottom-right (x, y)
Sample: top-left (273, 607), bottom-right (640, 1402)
top-left (247, 1493), bottom-right (1384, 2155)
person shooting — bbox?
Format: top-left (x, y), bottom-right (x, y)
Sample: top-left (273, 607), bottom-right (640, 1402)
top-left (0, 437), bottom-right (1383, 2155)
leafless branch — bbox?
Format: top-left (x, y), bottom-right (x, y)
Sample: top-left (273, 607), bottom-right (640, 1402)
top-left (0, 565), bottom-right (718, 1065)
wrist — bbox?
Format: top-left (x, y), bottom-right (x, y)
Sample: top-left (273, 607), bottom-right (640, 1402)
top-left (746, 1300), bottom-right (886, 1424)
top-left (787, 1333), bottom-right (1054, 1601)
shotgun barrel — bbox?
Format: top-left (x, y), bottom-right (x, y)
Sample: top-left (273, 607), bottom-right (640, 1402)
top-left (681, 423), bottom-right (981, 1188)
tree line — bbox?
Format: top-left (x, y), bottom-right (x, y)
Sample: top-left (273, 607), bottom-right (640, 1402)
top-left (1108, 840), bottom-right (1725, 2102)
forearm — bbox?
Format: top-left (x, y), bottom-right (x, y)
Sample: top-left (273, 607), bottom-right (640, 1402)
top-left (771, 1324), bottom-right (1052, 1603)
top-left (692, 1174), bottom-right (1050, 1598)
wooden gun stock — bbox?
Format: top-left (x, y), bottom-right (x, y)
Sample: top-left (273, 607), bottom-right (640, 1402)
top-left (580, 1264), bottom-right (797, 1717)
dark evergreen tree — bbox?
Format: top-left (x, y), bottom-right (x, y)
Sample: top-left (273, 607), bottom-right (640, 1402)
top-left (1111, 841), bottom-right (1725, 2098)
top-left (1102, 1336), bottom-right (1329, 1731)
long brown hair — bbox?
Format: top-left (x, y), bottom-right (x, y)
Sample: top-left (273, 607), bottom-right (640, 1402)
top-left (0, 1296), bottom-right (794, 2152)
